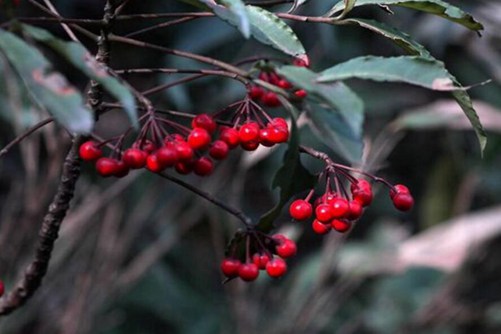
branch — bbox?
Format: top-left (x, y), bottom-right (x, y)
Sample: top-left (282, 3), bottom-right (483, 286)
top-left (0, 136), bottom-right (85, 315)
top-left (0, 117), bottom-right (54, 159)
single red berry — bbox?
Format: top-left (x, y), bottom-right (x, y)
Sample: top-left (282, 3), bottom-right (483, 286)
top-left (252, 253), bottom-right (271, 270)
top-left (259, 128), bottom-right (275, 147)
top-left (79, 141), bottom-right (102, 161)
top-left (352, 180), bottom-right (373, 207)
top-left (261, 92), bottom-right (281, 107)
top-left (289, 199), bottom-right (313, 221)
top-left (221, 258), bottom-right (241, 277)
top-left (156, 146), bottom-right (179, 167)
top-left (113, 160), bottom-right (130, 178)
top-left (390, 184), bottom-right (410, 199)
top-left (277, 79), bottom-right (292, 89)
top-left (276, 239), bottom-right (297, 258)
top-left (347, 200), bottom-right (363, 220)
top-left (392, 192), bottom-right (414, 211)
top-left (258, 72), bottom-right (270, 82)
top-left (351, 179), bottom-right (371, 192)
top-left (122, 148), bottom-right (147, 169)
top-left (269, 126), bottom-right (289, 143)
top-left (174, 141), bottom-right (194, 161)
top-left (95, 157), bottom-right (119, 177)
top-left (188, 128), bottom-right (212, 150)
top-left (175, 160), bottom-right (194, 175)
top-left (219, 127), bottom-right (240, 149)
top-left (209, 140), bottom-right (229, 160)
top-left (240, 140), bottom-right (260, 151)
top-left (271, 118), bottom-right (288, 128)
top-left (331, 219), bottom-right (351, 233)
top-left (238, 263), bottom-right (260, 282)
top-left (193, 157), bottom-right (214, 176)
top-left (294, 89), bottom-right (307, 99)
top-left (272, 234), bottom-right (287, 244)
top-left (139, 139), bottom-right (157, 154)
top-left (0, 280), bottom-right (4, 297)
top-left (192, 114), bottom-right (217, 134)
top-left (293, 55), bottom-right (310, 67)
top-left (248, 86), bottom-right (264, 100)
top-left (266, 258), bottom-right (287, 278)
top-left (145, 153), bottom-right (165, 173)
top-left (315, 203), bottom-right (333, 223)
top-left (312, 219), bottom-right (331, 235)
top-left (239, 122), bottom-right (260, 143)
top-left (331, 198), bottom-right (349, 218)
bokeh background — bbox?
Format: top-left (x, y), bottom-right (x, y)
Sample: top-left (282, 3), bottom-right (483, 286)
top-left (1, 0), bottom-right (501, 333)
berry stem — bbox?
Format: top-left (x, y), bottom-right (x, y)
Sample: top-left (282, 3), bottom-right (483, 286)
top-left (0, 117), bottom-right (54, 159)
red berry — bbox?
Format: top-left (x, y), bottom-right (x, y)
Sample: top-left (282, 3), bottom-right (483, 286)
top-left (271, 118), bottom-right (288, 128)
top-left (192, 114), bottom-right (217, 134)
top-left (331, 198), bottom-right (349, 218)
top-left (219, 127), bottom-right (240, 148)
top-left (347, 200), bottom-right (363, 220)
top-left (259, 128), bottom-right (274, 147)
top-left (352, 180), bottom-right (373, 207)
top-left (289, 199), bottom-right (313, 221)
top-left (209, 140), bottom-right (229, 160)
top-left (392, 192), bottom-right (414, 211)
top-left (390, 184), bottom-right (410, 199)
top-left (240, 140), bottom-right (259, 151)
top-left (221, 258), bottom-right (241, 277)
top-left (174, 141), bottom-right (194, 161)
top-left (193, 157), bottom-right (214, 176)
top-left (277, 79), bottom-right (292, 89)
top-left (331, 219), bottom-right (351, 233)
top-left (272, 234), bottom-right (287, 244)
top-left (95, 157), bottom-right (119, 177)
top-left (252, 253), bottom-right (270, 270)
top-left (294, 89), bottom-right (307, 99)
top-left (187, 128), bottom-right (212, 150)
top-left (276, 239), bottom-right (297, 258)
top-left (315, 203), bottom-right (333, 223)
top-left (113, 160), bottom-right (130, 178)
top-left (266, 258), bottom-right (287, 278)
top-left (0, 280), bottom-right (4, 297)
top-left (79, 141), bottom-right (102, 161)
top-left (312, 219), bottom-right (331, 235)
top-left (239, 122), bottom-right (260, 143)
top-left (248, 86), bottom-right (264, 100)
top-left (145, 153), bottom-right (165, 173)
top-left (238, 263), bottom-right (260, 281)
top-left (157, 146), bottom-right (179, 167)
top-left (175, 160), bottom-right (194, 175)
top-left (261, 92), bottom-right (281, 107)
top-left (139, 139), bottom-right (156, 154)
top-left (269, 126), bottom-right (289, 143)
top-left (122, 148), bottom-right (147, 169)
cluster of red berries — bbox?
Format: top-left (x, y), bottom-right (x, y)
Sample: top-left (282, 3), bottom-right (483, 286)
top-left (79, 110), bottom-right (290, 177)
top-left (220, 233), bottom-right (297, 281)
top-left (289, 170), bottom-right (414, 235)
top-left (248, 69), bottom-right (307, 107)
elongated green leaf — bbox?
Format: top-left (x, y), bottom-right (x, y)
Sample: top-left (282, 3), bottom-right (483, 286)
top-left (317, 56), bottom-right (486, 153)
top-left (199, 0), bottom-right (250, 38)
top-left (201, 3), bottom-right (306, 57)
top-left (343, 18), bottom-right (431, 57)
top-left (327, 0), bottom-right (483, 32)
top-left (257, 102), bottom-right (315, 233)
top-left (0, 29), bottom-right (93, 134)
top-left (246, 5), bottom-right (305, 57)
top-left (317, 56), bottom-right (458, 90)
top-left (277, 66), bottom-right (364, 162)
top-left (22, 25), bottom-right (138, 128)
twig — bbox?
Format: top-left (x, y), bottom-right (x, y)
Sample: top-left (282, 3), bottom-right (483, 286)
top-left (0, 117), bottom-right (54, 159)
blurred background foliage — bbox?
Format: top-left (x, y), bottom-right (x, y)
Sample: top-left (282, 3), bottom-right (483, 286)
top-left (1, 0), bottom-right (501, 333)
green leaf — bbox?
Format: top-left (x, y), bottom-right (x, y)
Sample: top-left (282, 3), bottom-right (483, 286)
top-left (277, 66), bottom-right (365, 162)
top-left (332, 0), bottom-right (358, 19)
top-left (452, 90), bottom-right (487, 154)
top-left (202, 3), bottom-right (306, 57)
top-left (0, 29), bottom-right (93, 134)
top-left (246, 5), bottom-right (305, 57)
top-left (22, 25), bottom-right (138, 128)
top-left (327, 0), bottom-right (483, 32)
top-left (200, 0), bottom-right (250, 38)
top-left (316, 56), bottom-right (486, 153)
top-left (256, 102), bottom-right (315, 233)
top-left (343, 18), bottom-right (431, 57)
top-left (317, 56), bottom-right (457, 90)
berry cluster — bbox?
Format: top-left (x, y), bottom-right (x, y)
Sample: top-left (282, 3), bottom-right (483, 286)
top-left (248, 67), bottom-right (307, 107)
top-left (220, 232), bottom-right (297, 281)
top-left (289, 159), bottom-right (414, 235)
top-left (79, 105), bottom-right (290, 177)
